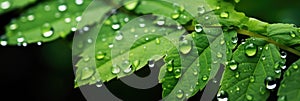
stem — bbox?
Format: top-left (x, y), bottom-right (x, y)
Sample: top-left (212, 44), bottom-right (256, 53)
top-left (237, 29), bottom-right (300, 57)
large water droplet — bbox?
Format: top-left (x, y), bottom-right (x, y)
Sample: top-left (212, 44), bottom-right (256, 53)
top-left (58, 4), bottom-right (67, 12)
top-left (112, 65), bottom-right (121, 74)
top-left (217, 90), bottom-right (228, 101)
top-left (81, 67), bottom-right (94, 80)
top-left (176, 90), bottom-right (184, 99)
top-left (96, 51), bottom-right (105, 60)
top-left (124, 0), bottom-right (139, 10)
top-left (228, 60), bottom-right (238, 70)
top-left (195, 24), bottom-right (203, 33)
top-left (245, 43), bottom-right (257, 57)
top-left (265, 76), bottom-right (277, 90)
top-left (174, 69), bottom-right (181, 78)
top-left (1, 1), bottom-right (10, 9)
top-left (41, 23), bottom-right (54, 38)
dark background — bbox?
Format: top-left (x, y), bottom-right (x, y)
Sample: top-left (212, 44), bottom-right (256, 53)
top-left (0, 0), bottom-right (300, 101)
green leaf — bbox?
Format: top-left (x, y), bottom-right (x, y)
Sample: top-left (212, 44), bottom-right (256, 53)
top-left (278, 59), bottom-right (300, 101)
top-left (0, 0), bottom-right (36, 14)
top-left (220, 38), bottom-right (283, 101)
top-left (4, 0), bottom-right (113, 45)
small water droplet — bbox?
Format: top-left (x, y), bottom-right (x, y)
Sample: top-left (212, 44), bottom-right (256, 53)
top-left (112, 65), bottom-right (120, 74)
top-left (245, 43), bottom-right (257, 57)
top-left (75, 16), bottom-right (82, 22)
top-left (58, 4), bottom-right (67, 12)
top-left (1, 40), bottom-right (7, 46)
top-left (193, 69), bottom-right (198, 76)
top-left (202, 75), bottom-right (208, 81)
top-left (83, 56), bottom-right (90, 62)
top-left (278, 96), bottom-right (286, 101)
top-left (290, 31), bottom-right (296, 38)
top-left (167, 60), bottom-right (173, 72)
top-left (1, 1), bottom-right (10, 9)
top-left (220, 12), bottom-right (229, 18)
top-left (198, 6), bottom-right (205, 15)
top-left (108, 44), bottom-right (114, 48)
top-left (232, 36), bottom-right (238, 44)
top-left (115, 31), bottom-right (123, 41)
top-left (217, 90), bottom-right (228, 101)
top-left (195, 24), bottom-right (203, 33)
top-left (17, 37), bottom-right (25, 43)
top-left (246, 94), bottom-right (253, 100)
top-left (235, 72), bottom-right (240, 78)
top-left (9, 24), bottom-right (18, 30)
top-left (139, 23), bottom-right (145, 28)
top-left (64, 18), bottom-right (71, 23)
top-left (280, 51), bottom-right (287, 59)
top-left (176, 90), bottom-right (184, 99)
top-left (81, 67), bottom-right (95, 80)
top-left (259, 86), bottom-right (266, 94)
top-left (75, 0), bottom-right (84, 5)
top-left (148, 59), bottom-right (155, 68)
top-left (44, 5), bottom-right (51, 11)
top-left (217, 52), bottom-right (223, 58)
top-left (265, 76), bottom-right (277, 90)
top-left (132, 60), bottom-right (140, 68)
top-left (174, 69), bottom-right (181, 78)
top-left (41, 23), bottom-right (54, 38)
top-left (292, 63), bottom-right (298, 70)
top-left (249, 76), bottom-right (255, 83)
top-left (27, 15), bottom-right (35, 21)
top-left (228, 60), bottom-right (238, 70)
top-left (96, 83), bottom-right (103, 88)
top-left (123, 67), bottom-right (132, 74)
top-left (124, 0), bottom-right (139, 10)
top-left (236, 86), bottom-right (240, 91)
top-left (157, 18), bottom-right (165, 26)
top-left (179, 39), bottom-right (192, 54)
top-left (96, 51), bottom-right (106, 60)
top-left (37, 42), bottom-right (42, 46)
top-left (155, 38), bottom-right (160, 45)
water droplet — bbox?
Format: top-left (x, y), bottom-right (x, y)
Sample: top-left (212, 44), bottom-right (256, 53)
top-left (249, 76), bottom-right (255, 83)
top-left (217, 90), bottom-right (228, 101)
top-left (96, 83), bottom-right (103, 88)
top-left (176, 90), bottom-right (184, 99)
top-left (290, 31), bottom-right (296, 38)
top-left (228, 60), bottom-right (238, 70)
top-left (108, 44), bottom-right (114, 48)
top-left (58, 4), bottom-right (67, 12)
top-left (292, 63), bottom-right (298, 70)
top-left (280, 51), bottom-right (287, 59)
top-left (27, 15), bottom-right (35, 21)
top-left (148, 59), bottom-right (155, 68)
top-left (64, 18), bottom-right (71, 23)
top-left (0, 40), bottom-right (7, 46)
top-left (278, 96), bottom-right (286, 101)
top-left (123, 67), bottom-right (132, 74)
top-left (124, 17), bottom-right (129, 22)
top-left (262, 56), bottom-right (266, 61)
top-left (193, 69), bottom-right (198, 76)
top-left (75, 0), bottom-right (84, 5)
top-left (41, 23), bottom-right (54, 38)
top-left (235, 72), bottom-right (240, 78)
top-left (37, 42), bottom-right (42, 46)
top-left (44, 5), bottom-right (51, 11)
top-left (195, 24), bottom-right (203, 33)
top-left (81, 67), bottom-right (94, 80)
top-left (132, 60), bottom-right (140, 68)
top-left (167, 60), bottom-right (173, 72)
top-left (112, 65), bottom-right (120, 74)
top-left (217, 52), bottom-right (223, 58)
top-left (84, 56), bottom-right (90, 62)
top-left (96, 51), bottom-right (105, 60)
top-left (1, 1), bottom-right (10, 9)
top-left (157, 18), bottom-right (165, 26)
top-left (174, 69), bottom-right (181, 78)
top-left (22, 42), bottom-right (27, 47)
top-left (145, 37), bottom-right (149, 41)
top-left (198, 6), bottom-right (205, 15)
top-left (236, 86), bottom-right (240, 91)
top-left (274, 61), bottom-right (285, 72)
top-left (9, 24), bottom-right (18, 30)
top-left (139, 23), bottom-right (145, 28)
top-left (259, 86), bottom-right (266, 94)
top-left (245, 43), bottom-right (257, 57)
top-left (234, 0), bottom-right (240, 3)
top-left (17, 37), bottom-right (25, 43)
top-left (232, 36), bottom-right (238, 44)
top-left (220, 12), bottom-right (229, 18)
top-left (202, 75), bottom-right (208, 81)
top-left (155, 38), bottom-right (160, 45)
top-left (115, 31), bottom-right (123, 41)
top-left (179, 39), bottom-right (192, 54)
top-left (246, 94), bottom-right (253, 100)
top-left (265, 76), bottom-right (277, 90)
top-left (124, 0), bottom-right (139, 10)
top-left (171, 10), bottom-right (180, 19)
